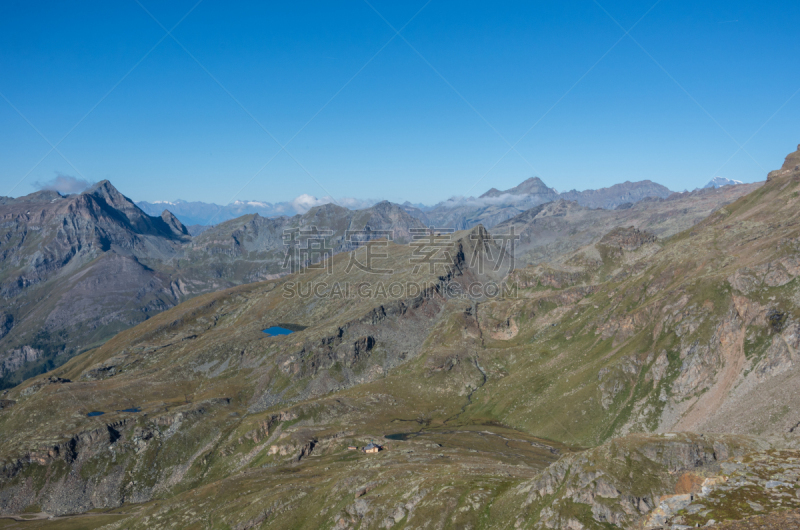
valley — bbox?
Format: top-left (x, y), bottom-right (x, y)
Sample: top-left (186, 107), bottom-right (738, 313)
top-left (0, 146), bottom-right (797, 528)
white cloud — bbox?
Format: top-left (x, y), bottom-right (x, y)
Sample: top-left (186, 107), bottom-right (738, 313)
top-left (289, 194), bottom-right (377, 214)
top-left (291, 194), bottom-right (329, 213)
top-left (34, 173), bottom-right (93, 194)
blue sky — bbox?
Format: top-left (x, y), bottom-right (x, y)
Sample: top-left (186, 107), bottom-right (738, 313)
top-left (1, 0), bottom-right (799, 205)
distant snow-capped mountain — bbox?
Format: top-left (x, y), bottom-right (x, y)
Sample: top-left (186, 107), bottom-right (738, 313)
top-left (704, 177), bottom-right (744, 189)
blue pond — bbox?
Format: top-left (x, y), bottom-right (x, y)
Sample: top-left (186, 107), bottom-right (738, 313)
top-left (117, 408), bottom-right (141, 413)
top-left (263, 326), bottom-right (295, 337)
top-left (87, 411), bottom-right (105, 417)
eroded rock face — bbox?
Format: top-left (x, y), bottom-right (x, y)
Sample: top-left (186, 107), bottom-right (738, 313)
top-left (0, 346), bottom-right (42, 379)
top-left (767, 144), bottom-right (800, 180)
top-left (756, 321), bottom-right (800, 379)
top-left (513, 434), bottom-right (761, 530)
top-left (728, 256), bottom-right (800, 294)
top-left (0, 399), bottom-right (232, 516)
top-left (598, 226), bottom-right (657, 252)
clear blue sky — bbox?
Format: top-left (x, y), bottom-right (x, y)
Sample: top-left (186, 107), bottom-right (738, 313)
top-left (1, 0), bottom-right (799, 204)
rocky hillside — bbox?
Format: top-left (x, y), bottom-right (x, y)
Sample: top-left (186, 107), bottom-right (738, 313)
top-left (0, 145), bottom-right (797, 528)
top-left (492, 181), bottom-right (761, 266)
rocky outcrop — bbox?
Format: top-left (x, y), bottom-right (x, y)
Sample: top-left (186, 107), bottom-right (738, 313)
top-left (767, 144), bottom-right (800, 180)
top-left (0, 346), bottom-right (42, 378)
top-left (509, 265), bottom-right (587, 289)
top-left (598, 226), bottom-right (657, 252)
top-left (511, 434), bottom-right (762, 530)
top-left (0, 314), bottom-right (12, 341)
top-left (160, 210), bottom-right (190, 239)
top-left (0, 399), bottom-right (231, 516)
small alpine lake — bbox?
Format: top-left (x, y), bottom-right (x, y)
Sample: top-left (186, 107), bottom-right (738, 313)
top-left (263, 326), bottom-right (294, 336)
top-left (262, 323), bottom-right (307, 337)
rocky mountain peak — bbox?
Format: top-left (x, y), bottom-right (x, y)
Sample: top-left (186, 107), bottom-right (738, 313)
top-left (704, 177), bottom-right (744, 189)
top-left (370, 200), bottom-right (395, 211)
top-left (86, 180), bottom-right (133, 209)
top-left (303, 202), bottom-right (349, 218)
top-left (509, 176), bottom-right (555, 195)
top-left (160, 210), bottom-right (190, 238)
top-left (480, 177), bottom-right (557, 198)
top-left (768, 143), bottom-right (800, 180)
top-left (781, 143), bottom-right (800, 172)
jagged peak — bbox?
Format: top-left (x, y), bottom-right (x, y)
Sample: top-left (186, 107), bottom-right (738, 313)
top-left (85, 179), bottom-right (118, 195)
top-left (84, 180), bottom-right (138, 210)
top-left (368, 200), bottom-right (411, 215)
top-left (480, 176), bottom-right (556, 198)
top-left (767, 143), bottom-right (800, 181)
top-left (466, 223), bottom-right (489, 238)
top-left (303, 203), bottom-right (350, 216)
top-left (161, 210), bottom-right (190, 238)
top-left (781, 143), bottom-right (800, 172)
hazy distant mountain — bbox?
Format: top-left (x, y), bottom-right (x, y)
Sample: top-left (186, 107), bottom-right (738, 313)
top-left (558, 180), bottom-right (672, 209)
top-left (138, 177), bottom-right (672, 231)
top-left (406, 178), bottom-right (674, 230)
top-left (137, 196), bottom-right (380, 226)
top-left (136, 199), bottom-right (289, 226)
top-left (704, 176), bottom-right (744, 188)
top-left (185, 200), bottom-right (425, 283)
top-left (480, 177), bottom-right (559, 199)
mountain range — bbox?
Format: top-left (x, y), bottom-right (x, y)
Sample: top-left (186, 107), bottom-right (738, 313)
top-left (0, 176), bottom-right (756, 390)
top-left (137, 177), bottom-right (678, 231)
top-left (0, 144), bottom-right (796, 529)
top-left (0, 186), bottom-right (423, 389)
